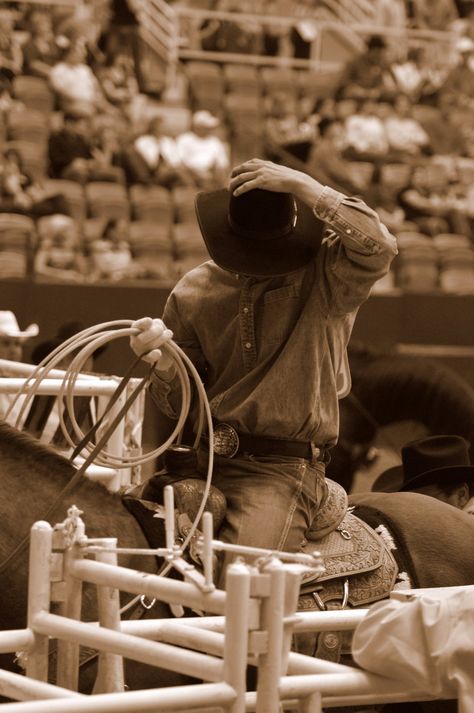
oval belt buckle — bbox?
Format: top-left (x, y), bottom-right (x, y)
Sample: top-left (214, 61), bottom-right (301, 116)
top-left (213, 423), bottom-right (239, 458)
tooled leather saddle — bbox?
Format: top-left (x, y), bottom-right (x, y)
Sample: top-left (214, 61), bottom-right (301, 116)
top-left (124, 476), bottom-right (399, 663)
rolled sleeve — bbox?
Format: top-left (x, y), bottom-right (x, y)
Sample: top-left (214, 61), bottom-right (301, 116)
top-left (313, 186), bottom-right (398, 315)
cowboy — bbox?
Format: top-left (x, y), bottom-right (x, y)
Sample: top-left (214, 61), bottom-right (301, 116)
top-left (130, 157), bottom-right (397, 584)
top-left (0, 310), bottom-right (39, 423)
top-left (371, 434), bottom-right (474, 514)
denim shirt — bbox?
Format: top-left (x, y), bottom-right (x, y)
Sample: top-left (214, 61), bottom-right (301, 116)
top-left (149, 186), bottom-right (398, 448)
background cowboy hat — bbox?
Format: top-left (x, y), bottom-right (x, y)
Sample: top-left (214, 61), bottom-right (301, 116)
top-left (372, 434), bottom-right (474, 492)
top-left (0, 311), bottom-right (39, 341)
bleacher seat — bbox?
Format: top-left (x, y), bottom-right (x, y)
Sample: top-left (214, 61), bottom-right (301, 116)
top-left (223, 64), bottom-right (260, 96)
top-left (439, 247), bottom-right (474, 293)
top-left (0, 213), bottom-right (35, 278)
top-left (5, 140), bottom-right (47, 182)
top-left (260, 66), bottom-right (298, 97)
top-left (85, 182), bottom-right (130, 221)
top-left (12, 75), bottom-right (54, 116)
top-left (171, 186), bottom-right (198, 224)
top-left (7, 109), bottom-right (50, 147)
top-left (129, 221), bottom-right (174, 280)
top-left (379, 163), bottom-right (413, 191)
top-left (224, 92), bottom-right (263, 132)
top-left (171, 222), bottom-right (207, 256)
top-left (43, 180), bottom-right (86, 223)
top-left (129, 185), bottom-right (174, 225)
top-left (185, 60), bottom-right (224, 114)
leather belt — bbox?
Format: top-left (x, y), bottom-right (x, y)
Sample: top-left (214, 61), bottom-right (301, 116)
top-left (209, 422), bottom-right (322, 460)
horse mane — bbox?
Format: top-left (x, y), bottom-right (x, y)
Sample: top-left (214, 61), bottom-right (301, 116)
top-left (0, 419), bottom-right (120, 505)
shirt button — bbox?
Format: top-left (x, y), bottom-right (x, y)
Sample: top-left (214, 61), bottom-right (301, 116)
top-left (243, 307), bottom-right (249, 314)
top-left (346, 228), bottom-right (352, 234)
top-left (245, 342), bottom-right (252, 350)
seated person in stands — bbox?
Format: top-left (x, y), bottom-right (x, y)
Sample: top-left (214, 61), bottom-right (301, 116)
top-left (264, 91), bottom-right (316, 164)
top-left (0, 311), bottom-right (39, 424)
top-left (96, 50), bottom-right (140, 115)
top-left (384, 95), bottom-right (431, 157)
top-left (123, 114), bottom-right (190, 188)
top-left (34, 213), bottom-right (86, 282)
top-left (0, 148), bottom-right (68, 216)
top-left (305, 118), bottom-right (367, 196)
top-left (176, 110), bottom-right (230, 189)
top-left (201, 0), bottom-right (263, 54)
top-left (0, 8), bottom-right (23, 82)
top-left (48, 113), bottom-right (123, 184)
top-left (437, 36), bottom-right (474, 108)
top-left (337, 34), bottom-right (397, 101)
top-left (89, 217), bottom-right (137, 281)
top-left (344, 100), bottom-right (390, 160)
top-left (22, 8), bottom-right (61, 79)
top-left (399, 162), bottom-right (472, 236)
top-left (49, 37), bottom-right (114, 119)
top-left (416, 93), bottom-right (467, 157)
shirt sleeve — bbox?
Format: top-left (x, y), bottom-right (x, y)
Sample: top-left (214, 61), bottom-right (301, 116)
top-left (313, 185), bottom-right (398, 316)
top-left (147, 292), bottom-right (207, 419)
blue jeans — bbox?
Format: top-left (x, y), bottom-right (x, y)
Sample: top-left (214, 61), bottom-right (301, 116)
top-left (197, 449), bottom-right (328, 587)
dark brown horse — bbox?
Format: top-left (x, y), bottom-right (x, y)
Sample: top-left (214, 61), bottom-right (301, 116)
top-left (0, 419), bottom-right (473, 711)
top-left (328, 344), bottom-right (474, 492)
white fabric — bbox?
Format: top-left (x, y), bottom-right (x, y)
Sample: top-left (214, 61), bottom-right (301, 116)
top-left (134, 135), bottom-right (181, 169)
top-left (352, 587), bottom-right (474, 713)
top-left (176, 132), bottom-right (229, 173)
top-left (50, 63), bottom-right (98, 104)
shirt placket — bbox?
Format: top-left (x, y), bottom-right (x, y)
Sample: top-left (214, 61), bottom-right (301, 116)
top-left (239, 278), bottom-right (257, 372)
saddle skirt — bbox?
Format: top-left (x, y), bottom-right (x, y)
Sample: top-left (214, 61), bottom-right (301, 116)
top-left (300, 510), bottom-right (399, 608)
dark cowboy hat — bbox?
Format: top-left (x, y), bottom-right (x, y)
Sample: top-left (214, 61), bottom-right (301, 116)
top-left (371, 435), bottom-right (474, 493)
top-left (195, 187), bottom-right (325, 277)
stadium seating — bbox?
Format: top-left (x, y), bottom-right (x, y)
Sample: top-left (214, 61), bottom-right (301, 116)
top-left (129, 184), bottom-right (174, 225)
top-left (0, 213), bottom-right (35, 278)
top-left (85, 182), bottom-right (130, 221)
top-left (42, 180), bottom-right (86, 223)
top-left (12, 75), bottom-right (55, 117)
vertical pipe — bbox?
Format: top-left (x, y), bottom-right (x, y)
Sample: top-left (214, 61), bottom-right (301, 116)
top-left (164, 485), bottom-right (175, 552)
top-left (26, 521), bottom-right (53, 681)
top-left (94, 539), bottom-right (125, 693)
top-left (56, 543), bottom-right (84, 691)
top-left (281, 564), bottom-right (304, 673)
top-left (223, 559), bottom-right (251, 713)
top-left (298, 691), bottom-right (322, 713)
top-left (255, 557), bottom-right (286, 713)
top-left (201, 511), bottom-right (214, 591)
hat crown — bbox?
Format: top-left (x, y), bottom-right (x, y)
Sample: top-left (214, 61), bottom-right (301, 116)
top-left (0, 311), bottom-right (21, 336)
top-left (401, 435), bottom-right (470, 482)
top-left (228, 189), bottom-right (296, 242)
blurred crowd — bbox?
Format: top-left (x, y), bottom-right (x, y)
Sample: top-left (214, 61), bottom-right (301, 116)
top-left (0, 0), bottom-right (473, 292)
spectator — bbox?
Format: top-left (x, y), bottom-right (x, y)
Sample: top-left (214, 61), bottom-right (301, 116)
top-left (389, 46), bottom-right (427, 101)
top-left (337, 35), bottom-right (397, 101)
top-left (371, 435), bottom-right (474, 515)
top-left (97, 50), bottom-right (140, 116)
top-left (0, 311), bottom-right (39, 425)
top-left (123, 114), bottom-right (189, 188)
top-left (176, 110), bottom-right (230, 189)
top-left (416, 94), bottom-right (468, 156)
top-left (305, 118), bottom-right (367, 195)
top-left (22, 8), bottom-right (61, 79)
top-left (438, 36), bottom-right (474, 107)
top-left (399, 162), bottom-right (471, 236)
top-left (34, 213), bottom-right (86, 282)
top-left (0, 148), bottom-right (68, 216)
top-left (48, 113), bottom-right (123, 184)
top-left (344, 100), bottom-right (390, 160)
top-left (411, 0), bottom-right (459, 30)
top-left (49, 37), bottom-right (113, 119)
top-left (384, 95), bottom-right (431, 156)
top-left (0, 8), bottom-right (23, 82)
top-left (89, 217), bottom-right (137, 281)
top-left (264, 91), bottom-right (316, 163)
top-left (202, 0), bottom-right (263, 54)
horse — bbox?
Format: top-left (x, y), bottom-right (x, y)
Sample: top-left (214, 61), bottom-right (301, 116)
top-left (327, 343), bottom-right (474, 492)
top-left (0, 418), bottom-right (473, 712)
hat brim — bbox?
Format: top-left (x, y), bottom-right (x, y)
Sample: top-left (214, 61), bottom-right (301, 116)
top-left (372, 463), bottom-right (474, 493)
top-left (195, 189), bottom-right (324, 277)
top-left (0, 323), bottom-right (39, 341)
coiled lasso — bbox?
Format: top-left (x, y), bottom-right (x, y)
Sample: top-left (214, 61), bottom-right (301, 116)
top-left (5, 319), bottom-right (216, 577)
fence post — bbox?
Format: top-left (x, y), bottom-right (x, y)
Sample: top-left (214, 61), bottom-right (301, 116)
top-left (26, 521), bottom-right (53, 681)
top-left (56, 532), bottom-right (85, 691)
top-left (223, 559), bottom-right (251, 713)
top-left (93, 538), bottom-right (125, 693)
